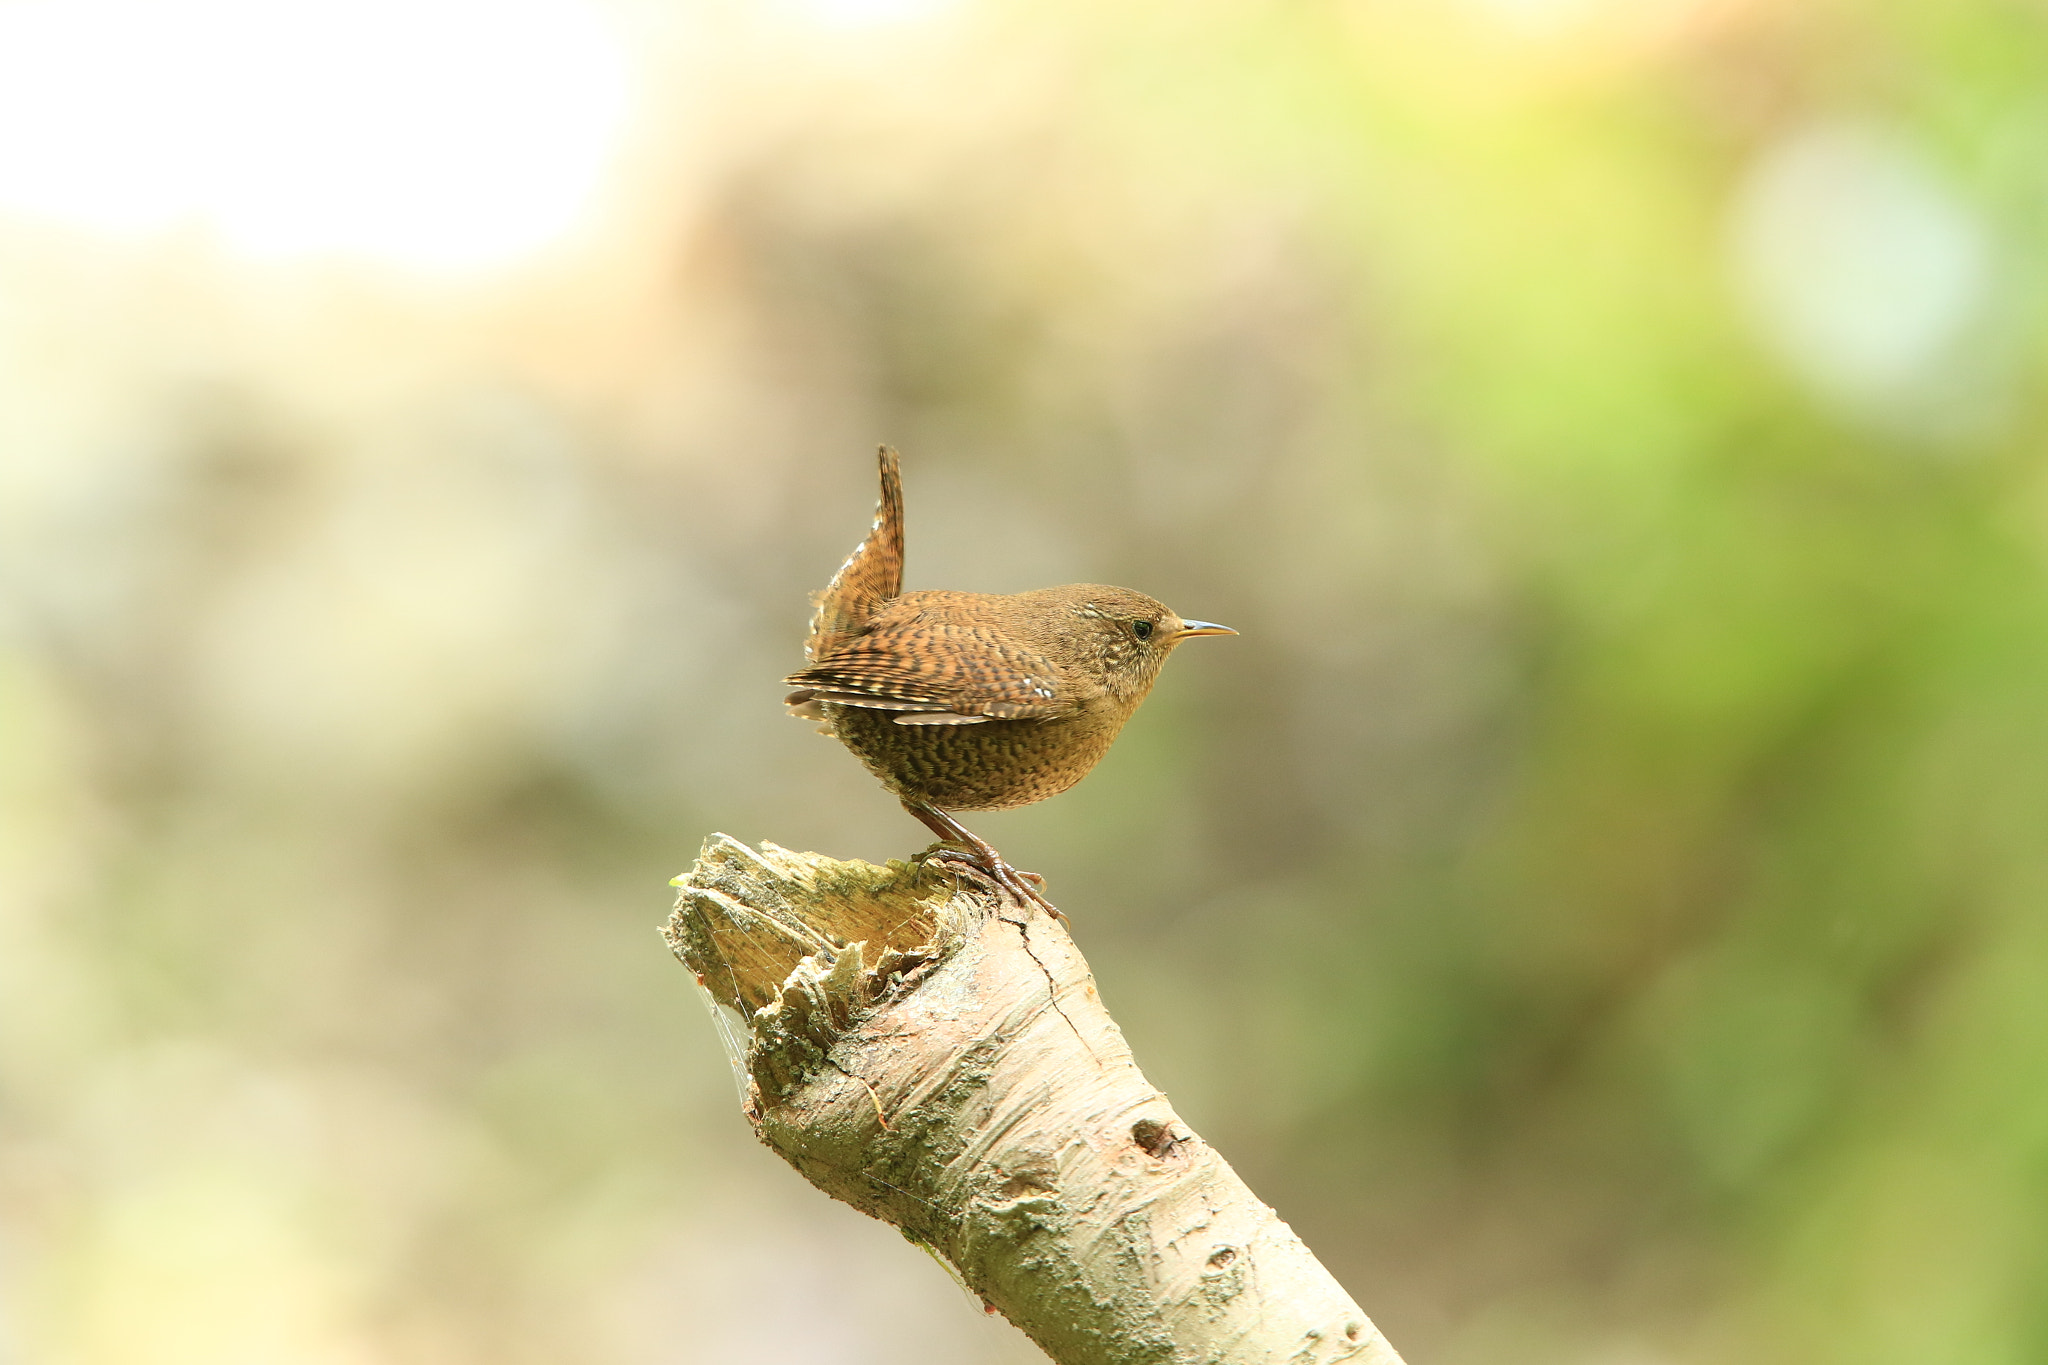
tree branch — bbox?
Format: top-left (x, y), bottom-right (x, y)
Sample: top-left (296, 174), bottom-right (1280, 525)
top-left (666, 835), bottom-right (1406, 1365)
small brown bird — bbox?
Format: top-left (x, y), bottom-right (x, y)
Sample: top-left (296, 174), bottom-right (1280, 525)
top-left (785, 446), bottom-right (1235, 910)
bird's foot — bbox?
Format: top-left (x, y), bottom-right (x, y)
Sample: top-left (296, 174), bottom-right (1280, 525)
top-left (922, 844), bottom-right (1062, 920)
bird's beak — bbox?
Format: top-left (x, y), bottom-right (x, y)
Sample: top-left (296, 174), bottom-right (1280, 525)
top-left (1175, 620), bottom-right (1238, 638)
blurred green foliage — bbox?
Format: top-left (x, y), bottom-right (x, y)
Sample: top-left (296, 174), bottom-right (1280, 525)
top-left (4, 1), bottom-right (2048, 1362)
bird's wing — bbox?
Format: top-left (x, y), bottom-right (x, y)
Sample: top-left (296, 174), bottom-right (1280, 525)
top-left (803, 446), bottom-right (904, 663)
top-left (785, 623), bottom-right (1076, 725)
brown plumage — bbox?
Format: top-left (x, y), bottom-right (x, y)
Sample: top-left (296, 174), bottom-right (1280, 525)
top-left (785, 446), bottom-right (1234, 910)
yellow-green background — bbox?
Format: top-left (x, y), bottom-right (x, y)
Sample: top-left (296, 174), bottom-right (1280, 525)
top-left (4, 1), bottom-right (2046, 1361)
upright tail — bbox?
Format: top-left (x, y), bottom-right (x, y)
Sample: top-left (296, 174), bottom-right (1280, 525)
top-left (803, 445), bottom-right (905, 662)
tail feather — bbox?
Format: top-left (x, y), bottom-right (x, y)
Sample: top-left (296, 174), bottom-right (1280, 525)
top-left (803, 445), bottom-right (904, 662)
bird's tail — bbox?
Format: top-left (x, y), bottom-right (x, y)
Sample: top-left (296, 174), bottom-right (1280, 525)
top-left (803, 445), bottom-right (905, 662)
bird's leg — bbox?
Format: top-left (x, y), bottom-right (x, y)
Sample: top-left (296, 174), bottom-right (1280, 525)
top-left (901, 799), bottom-right (1061, 918)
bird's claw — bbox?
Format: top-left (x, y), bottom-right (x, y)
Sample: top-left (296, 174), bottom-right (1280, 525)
top-left (924, 845), bottom-right (1062, 919)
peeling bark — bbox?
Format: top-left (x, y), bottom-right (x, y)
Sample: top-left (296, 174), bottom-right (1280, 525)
top-left (666, 835), bottom-right (1406, 1365)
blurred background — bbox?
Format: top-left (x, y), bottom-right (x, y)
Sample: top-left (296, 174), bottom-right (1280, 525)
top-left (3, 0), bottom-right (2046, 1361)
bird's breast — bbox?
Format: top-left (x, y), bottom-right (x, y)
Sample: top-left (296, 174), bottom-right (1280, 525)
top-left (826, 700), bottom-right (1130, 812)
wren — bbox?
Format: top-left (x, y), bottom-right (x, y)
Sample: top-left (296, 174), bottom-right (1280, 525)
top-left (784, 446), bottom-right (1235, 911)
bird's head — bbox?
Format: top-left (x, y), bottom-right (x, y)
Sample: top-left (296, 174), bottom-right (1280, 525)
top-left (1023, 584), bottom-right (1236, 700)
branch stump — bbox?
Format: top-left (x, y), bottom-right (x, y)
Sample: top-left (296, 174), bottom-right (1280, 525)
top-left (666, 835), bottom-right (1405, 1365)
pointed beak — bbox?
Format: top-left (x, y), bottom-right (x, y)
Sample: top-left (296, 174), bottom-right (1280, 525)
top-left (1174, 620), bottom-right (1238, 639)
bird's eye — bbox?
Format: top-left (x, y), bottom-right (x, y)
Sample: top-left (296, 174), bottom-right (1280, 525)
top-left (1132, 620), bottom-right (1155, 641)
